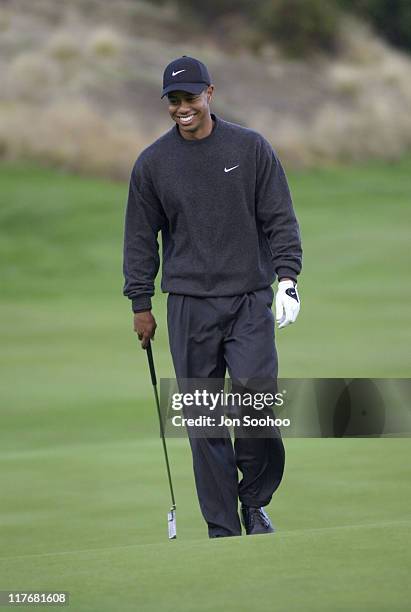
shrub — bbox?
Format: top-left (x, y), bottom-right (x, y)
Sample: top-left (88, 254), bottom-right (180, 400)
top-left (339, 0), bottom-right (411, 52)
top-left (6, 52), bottom-right (59, 102)
top-left (47, 31), bottom-right (81, 62)
top-left (165, 0), bottom-right (252, 22)
top-left (88, 27), bottom-right (123, 57)
top-left (255, 0), bottom-right (341, 56)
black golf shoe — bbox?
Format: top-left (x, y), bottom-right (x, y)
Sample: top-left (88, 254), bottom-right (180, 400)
top-left (241, 505), bottom-right (275, 535)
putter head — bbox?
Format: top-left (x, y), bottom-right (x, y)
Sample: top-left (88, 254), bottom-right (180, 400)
top-left (168, 506), bottom-right (177, 540)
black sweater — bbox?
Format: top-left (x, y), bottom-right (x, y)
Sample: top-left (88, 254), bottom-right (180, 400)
top-left (123, 113), bottom-right (302, 312)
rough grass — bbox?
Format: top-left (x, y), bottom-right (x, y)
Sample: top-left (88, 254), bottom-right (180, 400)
top-left (1, 1), bottom-right (411, 178)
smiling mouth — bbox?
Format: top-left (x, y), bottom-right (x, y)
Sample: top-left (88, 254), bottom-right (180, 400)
top-left (177, 114), bottom-right (196, 125)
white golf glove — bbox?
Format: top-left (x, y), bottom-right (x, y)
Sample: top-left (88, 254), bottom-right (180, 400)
top-left (275, 279), bottom-right (300, 329)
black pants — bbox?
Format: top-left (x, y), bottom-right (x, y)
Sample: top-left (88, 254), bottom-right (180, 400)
top-left (167, 286), bottom-right (285, 538)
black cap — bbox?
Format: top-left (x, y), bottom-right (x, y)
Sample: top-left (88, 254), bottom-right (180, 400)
top-left (161, 56), bottom-right (211, 99)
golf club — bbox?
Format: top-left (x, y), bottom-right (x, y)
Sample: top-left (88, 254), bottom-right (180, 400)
top-left (145, 340), bottom-right (177, 539)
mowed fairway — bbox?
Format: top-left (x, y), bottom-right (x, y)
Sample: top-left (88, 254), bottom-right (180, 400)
top-left (1, 159), bottom-right (410, 611)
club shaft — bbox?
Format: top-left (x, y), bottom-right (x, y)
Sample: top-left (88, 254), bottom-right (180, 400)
top-left (146, 341), bottom-right (176, 509)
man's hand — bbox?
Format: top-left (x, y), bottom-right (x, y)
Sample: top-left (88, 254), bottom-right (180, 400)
top-left (275, 279), bottom-right (300, 329)
top-left (134, 311), bottom-right (157, 349)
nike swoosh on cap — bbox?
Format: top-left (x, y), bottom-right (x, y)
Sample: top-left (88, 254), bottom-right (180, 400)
top-left (172, 69), bottom-right (186, 76)
top-left (224, 165), bottom-right (239, 173)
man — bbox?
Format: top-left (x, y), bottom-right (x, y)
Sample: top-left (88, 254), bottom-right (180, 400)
top-left (123, 55), bottom-right (302, 538)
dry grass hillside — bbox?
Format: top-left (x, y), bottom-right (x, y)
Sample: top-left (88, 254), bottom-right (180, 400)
top-left (1, 0), bottom-right (411, 178)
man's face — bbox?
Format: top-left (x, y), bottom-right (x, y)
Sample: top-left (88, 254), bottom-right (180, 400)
top-left (167, 85), bottom-right (214, 134)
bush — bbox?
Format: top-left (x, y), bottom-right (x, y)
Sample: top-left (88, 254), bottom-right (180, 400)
top-left (47, 31), bottom-right (81, 62)
top-left (88, 27), bottom-right (123, 57)
top-left (138, 0), bottom-right (411, 56)
top-left (255, 0), bottom-right (341, 56)
top-left (339, 0), bottom-right (411, 52)
top-left (167, 0), bottom-right (342, 56)
top-left (166, 0), bottom-right (252, 21)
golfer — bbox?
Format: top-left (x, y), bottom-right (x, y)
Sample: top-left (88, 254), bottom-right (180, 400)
top-left (123, 56), bottom-right (302, 538)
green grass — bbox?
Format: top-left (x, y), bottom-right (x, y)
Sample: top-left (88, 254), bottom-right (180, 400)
top-left (0, 159), bottom-right (410, 611)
